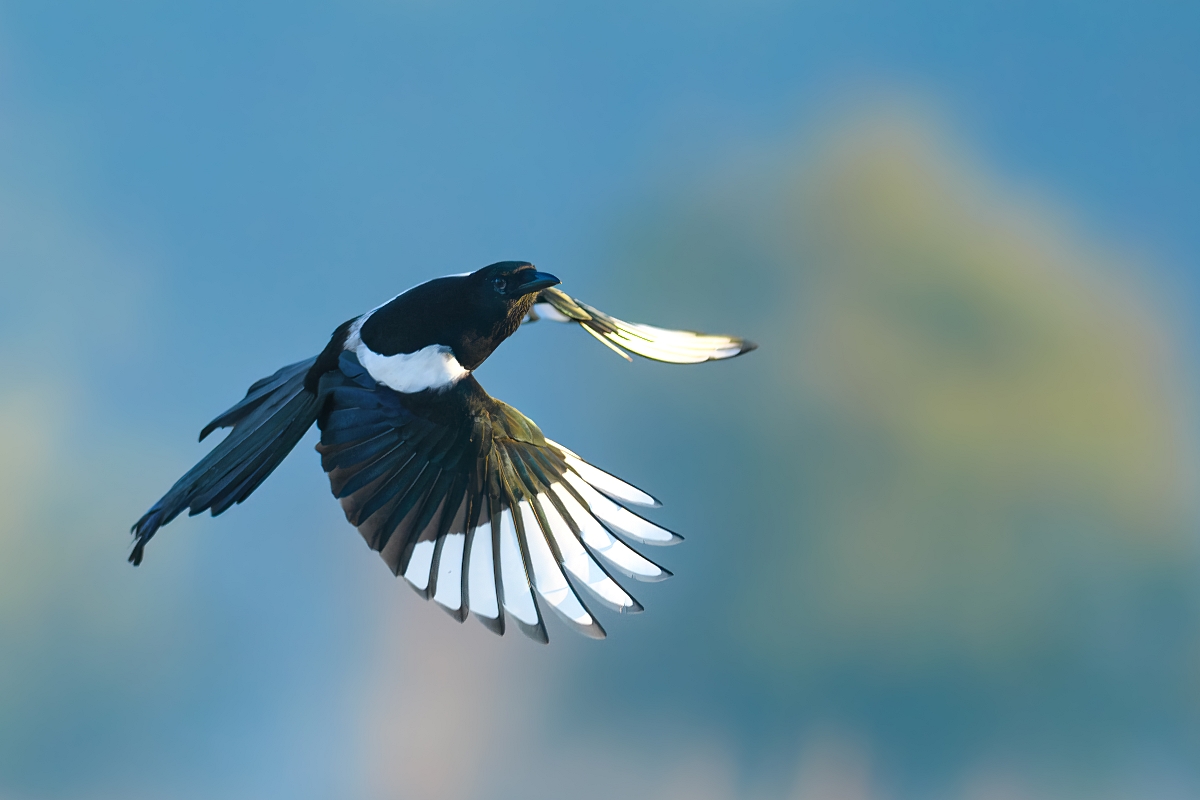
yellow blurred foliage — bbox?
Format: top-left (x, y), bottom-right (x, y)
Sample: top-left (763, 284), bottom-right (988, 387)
top-left (773, 115), bottom-right (1198, 669)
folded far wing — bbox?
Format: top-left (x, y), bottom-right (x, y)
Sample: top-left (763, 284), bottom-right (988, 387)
top-left (527, 286), bottom-right (756, 364)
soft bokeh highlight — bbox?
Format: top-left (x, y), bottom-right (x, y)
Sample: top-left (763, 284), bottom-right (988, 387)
top-left (0, 3), bottom-right (1197, 799)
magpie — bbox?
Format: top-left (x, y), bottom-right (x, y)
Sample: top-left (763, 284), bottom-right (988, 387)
top-left (131, 261), bottom-right (755, 642)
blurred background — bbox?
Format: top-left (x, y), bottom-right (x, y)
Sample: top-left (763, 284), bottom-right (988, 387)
top-left (1, 2), bottom-right (1198, 799)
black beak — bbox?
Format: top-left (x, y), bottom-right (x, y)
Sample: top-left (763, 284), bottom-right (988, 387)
top-left (516, 270), bottom-right (560, 296)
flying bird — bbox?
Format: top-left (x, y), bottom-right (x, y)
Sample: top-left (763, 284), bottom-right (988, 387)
top-left (130, 261), bottom-right (755, 642)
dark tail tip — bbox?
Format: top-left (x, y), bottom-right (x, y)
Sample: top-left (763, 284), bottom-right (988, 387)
top-left (129, 507), bottom-right (163, 566)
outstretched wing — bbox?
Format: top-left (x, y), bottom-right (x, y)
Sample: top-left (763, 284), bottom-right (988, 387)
top-left (316, 351), bottom-right (678, 642)
top-left (526, 286), bottom-right (756, 363)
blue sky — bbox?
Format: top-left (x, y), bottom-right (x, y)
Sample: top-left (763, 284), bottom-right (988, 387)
top-left (1, 3), bottom-right (1198, 799)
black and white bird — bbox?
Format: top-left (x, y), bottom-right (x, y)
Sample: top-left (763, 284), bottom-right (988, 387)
top-left (131, 261), bottom-right (755, 642)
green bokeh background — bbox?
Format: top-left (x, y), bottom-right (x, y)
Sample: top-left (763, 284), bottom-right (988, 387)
top-left (0, 4), bottom-right (1197, 799)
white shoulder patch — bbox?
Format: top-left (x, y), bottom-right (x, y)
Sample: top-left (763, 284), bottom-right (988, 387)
top-left (343, 314), bottom-right (367, 351)
top-left (355, 342), bottom-right (470, 393)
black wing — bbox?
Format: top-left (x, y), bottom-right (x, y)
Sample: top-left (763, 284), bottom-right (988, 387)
top-left (526, 286), bottom-right (757, 363)
top-left (316, 351), bottom-right (678, 642)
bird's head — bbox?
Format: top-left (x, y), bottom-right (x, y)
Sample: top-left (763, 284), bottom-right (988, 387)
top-left (355, 260), bottom-right (561, 372)
top-left (467, 260), bottom-right (560, 335)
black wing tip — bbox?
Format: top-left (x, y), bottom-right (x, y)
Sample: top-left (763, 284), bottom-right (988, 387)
top-left (404, 580), bottom-right (431, 601)
top-left (593, 487), bottom-right (662, 510)
top-left (629, 488), bottom-right (664, 509)
top-left (514, 617), bottom-right (550, 644)
top-left (632, 521), bottom-right (683, 545)
top-left (436, 602), bottom-right (469, 623)
top-left (578, 619), bottom-right (608, 640)
top-left (636, 567), bottom-right (672, 583)
top-left (474, 612), bottom-right (505, 636)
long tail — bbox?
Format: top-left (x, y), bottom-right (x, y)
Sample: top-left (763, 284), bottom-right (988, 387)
top-left (129, 356), bottom-right (321, 565)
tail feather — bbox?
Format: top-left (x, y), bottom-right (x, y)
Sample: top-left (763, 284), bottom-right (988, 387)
top-left (130, 357), bottom-right (321, 565)
top-left (203, 391), bottom-right (319, 513)
top-left (199, 358), bottom-right (315, 441)
top-left (188, 388), bottom-right (311, 508)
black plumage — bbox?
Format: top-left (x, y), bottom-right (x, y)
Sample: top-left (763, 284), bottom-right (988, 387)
top-left (130, 261), bottom-right (754, 641)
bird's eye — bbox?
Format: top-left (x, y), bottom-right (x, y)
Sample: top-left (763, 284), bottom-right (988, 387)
top-left (492, 277), bottom-right (507, 293)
